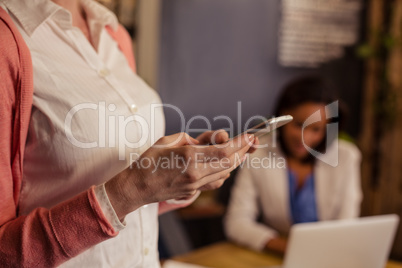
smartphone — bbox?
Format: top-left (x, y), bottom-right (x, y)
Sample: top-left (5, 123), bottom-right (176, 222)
top-left (204, 115), bottom-right (293, 146)
top-left (242, 115), bottom-right (293, 138)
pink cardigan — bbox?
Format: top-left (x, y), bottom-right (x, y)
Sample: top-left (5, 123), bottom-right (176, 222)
top-left (0, 8), bottom-right (181, 266)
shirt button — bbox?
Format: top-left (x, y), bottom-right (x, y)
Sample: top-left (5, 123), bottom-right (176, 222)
top-left (98, 68), bottom-right (110, 77)
top-left (144, 248), bottom-right (149, 256)
top-left (130, 104), bottom-right (138, 113)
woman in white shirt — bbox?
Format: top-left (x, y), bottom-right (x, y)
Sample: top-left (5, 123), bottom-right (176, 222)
top-left (224, 76), bottom-right (362, 255)
top-left (0, 0), bottom-right (257, 267)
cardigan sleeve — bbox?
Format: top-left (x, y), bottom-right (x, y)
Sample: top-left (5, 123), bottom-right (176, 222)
top-left (0, 9), bottom-right (118, 267)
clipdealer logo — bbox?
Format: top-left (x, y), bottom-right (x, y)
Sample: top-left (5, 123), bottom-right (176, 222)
top-left (63, 101), bottom-right (340, 167)
top-left (302, 101), bottom-right (339, 167)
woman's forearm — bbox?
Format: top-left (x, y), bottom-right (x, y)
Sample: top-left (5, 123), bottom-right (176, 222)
top-left (0, 187), bottom-right (116, 267)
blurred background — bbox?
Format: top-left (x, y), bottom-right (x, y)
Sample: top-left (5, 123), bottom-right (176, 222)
top-left (99, 0), bottom-right (402, 261)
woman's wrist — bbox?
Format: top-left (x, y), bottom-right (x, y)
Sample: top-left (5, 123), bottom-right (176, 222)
top-left (104, 168), bottom-right (145, 221)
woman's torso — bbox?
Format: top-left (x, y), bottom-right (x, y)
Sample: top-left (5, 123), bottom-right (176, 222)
top-left (243, 137), bottom-right (361, 235)
top-left (5, 0), bottom-right (165, 266)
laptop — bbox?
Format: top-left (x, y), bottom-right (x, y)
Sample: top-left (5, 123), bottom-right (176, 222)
top-left (274, 214), bottom-right (399, 268)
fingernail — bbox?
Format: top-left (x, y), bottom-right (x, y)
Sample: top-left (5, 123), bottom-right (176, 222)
top-left (248, 134), bottom-right (255, 141)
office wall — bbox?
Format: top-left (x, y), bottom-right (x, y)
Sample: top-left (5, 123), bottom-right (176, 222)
top-left (158, 0), bottom-right (364, 138)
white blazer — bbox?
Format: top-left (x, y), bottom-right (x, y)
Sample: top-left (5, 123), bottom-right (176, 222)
top-left (224, 138), bottom-right (362, 251)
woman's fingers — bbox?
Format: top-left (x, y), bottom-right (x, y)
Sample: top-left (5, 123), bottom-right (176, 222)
top-left (196, 129), bottom-right (229, 145)
top-left (194, 141), bottom-right (250, 177)
top-left (247, 136), bottom-right (260, 154)
top-left (154, 132), bottom-right (199, 148)
top-left (198, 173), bottom-right (231, 191)
top-left (165, 134), bottom-right (254, 181)
top-left (192, 133), bottom-right (255, 160)
top-left (194, 151), bottom-right (249, 189)
top-left (125, 131), bottom-right (257, 205)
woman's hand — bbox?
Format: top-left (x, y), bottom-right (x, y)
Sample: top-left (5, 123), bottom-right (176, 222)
top-left (105, 132), bottom-right (256, 219)
top-left (265, 237), bottom-right (288, 255)
top-left (195, 129), bottom-right (259, 154)
top-left (194, 129), bottom-right (259, 191)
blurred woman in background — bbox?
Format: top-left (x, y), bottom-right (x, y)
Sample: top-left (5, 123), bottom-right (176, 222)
top-left (224, 76), bottom-right (362, 255)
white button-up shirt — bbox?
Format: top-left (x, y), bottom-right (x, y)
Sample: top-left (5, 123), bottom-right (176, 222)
top-left (1, 0), bottom-right (165, 267)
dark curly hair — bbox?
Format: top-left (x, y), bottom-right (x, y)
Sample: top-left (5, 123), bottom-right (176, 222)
top-left (273, 75), bottom-right (347, 163)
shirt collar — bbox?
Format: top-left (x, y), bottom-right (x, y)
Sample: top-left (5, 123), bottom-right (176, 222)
top-left (80, 0), bottom-right (118, 31)
top-left (2, 0), bottom-right (118, 36)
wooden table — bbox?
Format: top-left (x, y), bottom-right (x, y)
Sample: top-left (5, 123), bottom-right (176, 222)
top-left (173, 241), bottom-right (402, 268)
